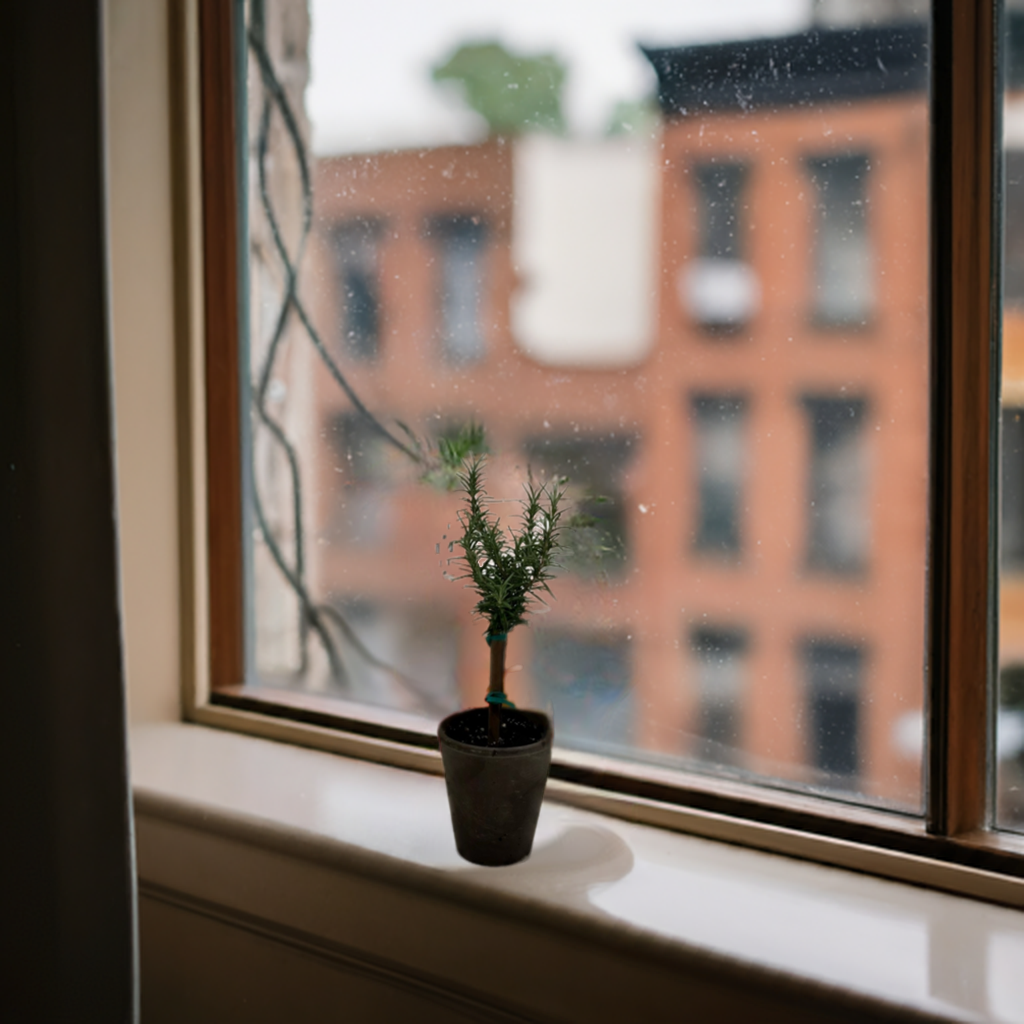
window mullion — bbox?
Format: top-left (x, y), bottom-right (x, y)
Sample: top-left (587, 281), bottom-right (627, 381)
top-left (927, 0), bottom-right (1000, 837)
top-left (199, 0), bottom-right (246, 692)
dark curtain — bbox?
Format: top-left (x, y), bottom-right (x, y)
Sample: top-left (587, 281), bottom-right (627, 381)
top-left (1, 2), bottom-right (138, 1020)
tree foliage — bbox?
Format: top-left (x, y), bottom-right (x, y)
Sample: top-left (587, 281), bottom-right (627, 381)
top-left (432, 41), bottom-right (566, 136)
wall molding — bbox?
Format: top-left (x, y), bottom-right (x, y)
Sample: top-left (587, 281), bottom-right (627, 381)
top-left (140, 878), bottom-right (550, 1023)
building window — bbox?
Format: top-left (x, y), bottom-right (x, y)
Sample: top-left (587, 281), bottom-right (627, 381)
top-left (681, 161), bottom-right (759, 330)
top-left (322, 598), bottom-right (461, 717)
top-left (801, 396), bottom-right (869, 574)
top-left (1003, 407), bottom-right (1024, 571)
top-left (427, 214), bottom-right (488, 365)
top-left (328, 218), bottom-right (382, 360)
top-left (802, 638), bottom-right (864, 782)
top-left (326, 413), bottom-right (395, 546)
top-left (524, 433), bottom-right (636, 576)
top-left (690, 394), bottom-right (747, 557)
top-left (697, 162), bottom-right (746, 261)
top-left (806, 154), bottom-right (874, 328)
top-left (330, 412), bottom-right (392, 486)
top-left (532, 630), bottom-right (633, 753)
top-left (690, 627), bottom-right (747, 765)
top-left (1003, 151), bottom-right (1024, 307)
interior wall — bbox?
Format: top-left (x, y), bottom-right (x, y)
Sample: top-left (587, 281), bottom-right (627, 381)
top-left (138, 897), bottom-right (527, 1024)
top-left (106, 0), bottom-right (182, 724)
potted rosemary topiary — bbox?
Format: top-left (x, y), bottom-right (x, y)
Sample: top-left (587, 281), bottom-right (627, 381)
top-left (438, 455), bottom-right (567, 866)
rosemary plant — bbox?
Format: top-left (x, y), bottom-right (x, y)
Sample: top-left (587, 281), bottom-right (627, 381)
top-left (453, 455), bottom-right (567, 742)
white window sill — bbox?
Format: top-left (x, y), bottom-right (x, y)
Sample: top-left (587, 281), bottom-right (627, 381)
top-left (131, 722), bottom-right (1024, 1023)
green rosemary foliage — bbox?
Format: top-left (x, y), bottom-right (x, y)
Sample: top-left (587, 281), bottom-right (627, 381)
top-left (438, 423), bottom-right (488, 474)
top-left (418, 422), bottom-right (489, 491)
top-left (454, 456), bottom-right (567, 636)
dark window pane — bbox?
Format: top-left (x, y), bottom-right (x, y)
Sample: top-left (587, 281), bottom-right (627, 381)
top-left (323, 600), bottom-right (460, 716)
top-left (329, 219), bottom-right (382, 360)
top-left (997, 665), bottom-right (1024, 828)
top-left (807, 154), bottom-right (873, 327)
top-left (329, 413), bottom-right (391, 486)
top-left (691, 627), bottom-right (747, 764)
top-left (1002, 408), bottom-right (1024, 568)
top-left (326, 413), bottom-right (395, 546)
top-left (427, 214), bottom-right (488, 365)
top-left (1004, 152), bottom-right (1024, 308)
top-left (524, 433), bottom-right (636, 576)
top-left (696, 162), bottom-right (747, 260)
top-left (803, 638), bottom-right (863, 780)
top-left (684, 162), bottom-right (758, 329)
top-left (691, 394), bottom-right (747, 556)
top-left (802, 396), bottom-right (869, 573)
top-left (532, 631), bottom-right (633, 752)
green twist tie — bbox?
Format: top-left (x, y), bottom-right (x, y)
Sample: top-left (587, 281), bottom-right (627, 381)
top-left (485, 692), bottom-right (516, 709)
top-left (486, 632), bottom-right (508, 645)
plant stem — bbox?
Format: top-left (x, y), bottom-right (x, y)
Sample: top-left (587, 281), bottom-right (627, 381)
top-left (488, 637), bottom-right (506, 744)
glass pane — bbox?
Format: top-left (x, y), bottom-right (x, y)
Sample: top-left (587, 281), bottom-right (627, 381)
top-left (998, 4), bottom-right (1024, 832)
top-left (241, 0), bottom-right (930, 811)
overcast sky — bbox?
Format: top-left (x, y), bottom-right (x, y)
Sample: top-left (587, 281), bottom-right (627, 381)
top-left (307, 0), bottom-right (812, 155)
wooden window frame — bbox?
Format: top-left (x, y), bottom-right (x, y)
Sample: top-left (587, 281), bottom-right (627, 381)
top-left (186, 0), bottom-right (1024, 904)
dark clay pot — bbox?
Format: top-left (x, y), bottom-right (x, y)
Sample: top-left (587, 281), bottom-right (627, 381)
top-left (438, 707), bottom-right (553, 866)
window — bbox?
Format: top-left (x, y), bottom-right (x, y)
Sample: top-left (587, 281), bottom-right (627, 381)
top-left (802, 637), bottom-right (864, 785)
top-left (690, 627), bottom-right (747, 766)
top-left (1001, 407), bottom-right (1024, 570)
top-left (999, 663), bottom-right (1024, 828)
top-left (696, 162), bottom-right (746, 262)
top-left (801, 396), bottom-right (869, 574)
top-left (326, 413), bottom-right (395, 546)
top-left (682, 162), bottom-right (759, 330)
top-left (532, 630), bottom-right (633, 752)
top-left (193, 0), bottom-right (1024, 899)
top-left (807, 153), bottom-right (874, 328)
top-left (427, 214), bottom-right (488, 365)
top-left (1003, 150), bottom-right (1024, 306)
top-left (690, 394), bottom-right (747, 557)
top-left (322, 598), bottom-right (462, 715)
top-left (328, 219), bottom-right (383, 360)
top-left (523, 433), bottom-right (634, 577)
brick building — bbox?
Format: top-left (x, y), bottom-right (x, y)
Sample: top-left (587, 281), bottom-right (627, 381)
top-left (280, 20), bottom-right (948, 807)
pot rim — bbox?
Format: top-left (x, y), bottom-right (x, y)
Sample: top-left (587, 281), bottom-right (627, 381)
top-left (438, 707), bottom-right (552, 758)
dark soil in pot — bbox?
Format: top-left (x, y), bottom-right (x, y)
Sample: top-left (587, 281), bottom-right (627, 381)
top-left (443, 707), bottom-right (547, 748)
top-left (438, 707), bottom-right (552, 867)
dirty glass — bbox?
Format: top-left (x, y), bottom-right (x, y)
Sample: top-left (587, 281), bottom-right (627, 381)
top-left (241, 0), bottom-right (930, 811)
